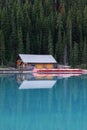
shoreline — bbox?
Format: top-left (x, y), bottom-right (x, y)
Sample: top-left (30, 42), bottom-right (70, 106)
top-left (0, 68), bottom-right (87, 74)
top-left (0, 67), bottom-right (32, 74)
top-left (0, 70), bottom-right (32, 74)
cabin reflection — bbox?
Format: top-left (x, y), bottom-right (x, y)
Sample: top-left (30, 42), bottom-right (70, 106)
top-left (19, 80), bottom-right (57, 89)
top-left (17, 73), bottom-right (81, 89)
top-left (17, 74), bottom-right (57, 89)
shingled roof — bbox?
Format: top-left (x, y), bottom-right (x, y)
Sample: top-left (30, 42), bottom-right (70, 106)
top-left (19, 54), bottom-right (57, 63)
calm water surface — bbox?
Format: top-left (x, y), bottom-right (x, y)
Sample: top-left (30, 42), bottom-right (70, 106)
top-left (0, 74), bottom-right (87, 130)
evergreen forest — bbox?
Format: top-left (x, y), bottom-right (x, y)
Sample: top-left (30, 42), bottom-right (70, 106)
top-left (0, 0), bottom-right (87, 67)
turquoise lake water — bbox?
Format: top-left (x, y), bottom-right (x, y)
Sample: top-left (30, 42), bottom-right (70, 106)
top-left (0, 74), bottom-right (87, 130)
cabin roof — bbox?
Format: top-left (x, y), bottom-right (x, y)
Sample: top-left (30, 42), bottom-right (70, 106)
top-left (19, 54), bottom-right (57, 63)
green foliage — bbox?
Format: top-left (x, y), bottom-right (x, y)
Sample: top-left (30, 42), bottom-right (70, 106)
top-left (25, 32), bottom-right (30, 53)
top-left (82, 38), bottom-right (87, 64)
top-left (48, 30), bottom-right (53, 55)
top-left (70, 42), bottom-right (78, 68)
top-left (0, 30), bottom-right (5, 65)
top-left (17, 27), bottom-right (23, 54)
top-left (0, 0), bottom-right (87, 67)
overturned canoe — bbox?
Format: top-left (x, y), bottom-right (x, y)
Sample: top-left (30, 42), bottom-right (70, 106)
top-left (33, 68), bottom-right (84, 74)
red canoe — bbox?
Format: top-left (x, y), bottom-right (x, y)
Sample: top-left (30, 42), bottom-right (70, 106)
top-left (33, 68), bottom-right (83, 74)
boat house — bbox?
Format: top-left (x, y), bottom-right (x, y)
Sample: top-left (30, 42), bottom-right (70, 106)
top-left (17, 54), bottom-right (57, 70)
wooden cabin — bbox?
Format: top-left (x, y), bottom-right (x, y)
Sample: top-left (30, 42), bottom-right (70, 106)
top-left (17, 54), bottom-right (57, 70)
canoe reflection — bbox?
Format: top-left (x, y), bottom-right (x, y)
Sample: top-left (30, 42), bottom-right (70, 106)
top-left (17, 73), bottom-right (81, 83)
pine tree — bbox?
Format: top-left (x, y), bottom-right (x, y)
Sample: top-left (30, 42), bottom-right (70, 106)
top-left (16, 2), bottom-right (23, 30)
top-left (0, 30), bottom-right (5, 65)
top-left (84, 6), bottom-right (87, 37)
top-left (25, 32), bottom-right (30, 54)
top-left (82, 38), bottom-right (87, 65)
top-left (63, 33), bottom-right (68, 65)
top-left (55, 12), bottom-right (63, 63)
top-left (66, 9), bottom-right (73, 66)
top-left (48, 30), bottom-right (53, 55)
top-left (17, 27), bottom-right (23, 54)
top-left (9, 8), bottom-right (17, 62)
top-left (71, 42), bottom-right (78, 67)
